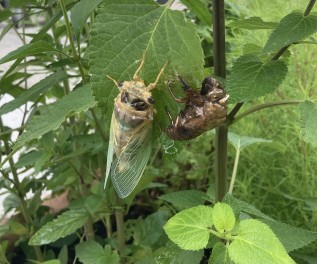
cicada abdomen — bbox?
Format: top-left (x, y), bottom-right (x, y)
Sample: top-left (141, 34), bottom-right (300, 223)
top-left (105, 54), bottom-right (167, 198)
top-left (166, 76), bottom-right (229, 141)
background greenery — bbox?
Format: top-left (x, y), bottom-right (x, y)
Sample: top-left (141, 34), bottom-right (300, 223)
top-left (0, 0), bottom-right (316, 263)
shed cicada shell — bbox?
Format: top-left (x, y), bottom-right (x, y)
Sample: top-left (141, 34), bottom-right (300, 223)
top-left (105, 54), bottom-right (167, 198)
top-left (166, 76), bottom-right (229, 141)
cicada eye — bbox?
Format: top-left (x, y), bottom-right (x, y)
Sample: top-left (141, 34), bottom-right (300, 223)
top-left (118, 81), bottom-right (124, 87)
top-left (147, 97), bottom-right (155, 104)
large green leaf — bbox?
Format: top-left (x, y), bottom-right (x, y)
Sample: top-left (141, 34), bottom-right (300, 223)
top-left (262, 11), bottom-right (317, 54)
top-left (0, 10), bottom-right (13, 23)
top-left (0, 41), bottom-right (62, 65)
top-left (299, 101), bottom-right (317, 147)
top-left (262, 219), bottom-right (317, 252)
top-left (29, 209), bottom-right (89, 245)
top-left (228, 219), bottom-right (295, 264)
top-left (75, 242), bottom-right (120, 264)
top-left (0, 71), bottom-right (68, 115)
top-left (88, 0), bottom-right (204, 129)
top-left (14, 84), bottom-right (96, 149)
top-left (164, 205), bottom-right (213, 250)
top-left (226, 55), bottom-right (288, 102)
top-left (228, 17), bottom-right (278, 30)
top-left (70, 0), bottom-right (103, 38)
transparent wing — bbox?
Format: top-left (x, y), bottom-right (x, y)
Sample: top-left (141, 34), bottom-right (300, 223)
top-left (105, 112), bottom-right (116, 188)
top-left (111, 121), bottom-right (153, 198)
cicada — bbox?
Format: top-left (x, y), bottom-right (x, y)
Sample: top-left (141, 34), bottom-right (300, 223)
top-left (165, 76), bottom-right (229, 141)
top-left (105, 54), bottom-right (167, 198)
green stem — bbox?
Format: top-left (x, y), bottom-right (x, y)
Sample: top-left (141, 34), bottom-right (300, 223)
top-left (115, 198), bottom-right (126, 263)
top-left (59, 0), bottom-right (87, 84)
top-left (212, 0), bottom-right (227, 202)
top-left (166, 0), bottom-right (176, 8)
top-left (231, 100), bottom-right (302, 125)
top-left (228, 149), bottom-right (240, 194)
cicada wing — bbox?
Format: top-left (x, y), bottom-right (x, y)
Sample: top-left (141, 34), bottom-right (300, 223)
top-left (105, 112), bottom-right (116, 188)
top-left (111, 121), bottom-right (153, 198)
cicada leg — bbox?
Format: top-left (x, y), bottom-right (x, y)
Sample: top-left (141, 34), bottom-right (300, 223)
top-left (107, 75), bottom-right (119, 87)
top-left (133, 52), bottom-right (146, 81)
top-left (147, 61), bottom-right (168, 90)
top-left (167, 81), bottom-right (188, 103)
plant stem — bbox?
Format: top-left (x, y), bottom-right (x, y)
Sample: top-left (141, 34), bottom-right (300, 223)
top-left (59, 0), bottom-right (86, 84)
top-left (232, 100), bottom-right (302, 124)
top-left (115, 197), bottom-right (126, 263)
top-left (228, 149), bottom-right (240, 194)
top-left (212, 0), bottom-right (227, 202)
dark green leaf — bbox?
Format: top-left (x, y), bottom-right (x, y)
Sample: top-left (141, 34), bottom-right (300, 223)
top-left (14, 84), bottom-right (96, 149)
top-left (156, 242), bottom-right (203, 264)
top-left (0, 41), bottom-right (62, 65)
top-left (299, 101), bottom-right (317, 147)
top-left (180, 0), bottom-right (211, 25)
top-left (75, 242), bottom-right (120, 264)
top-left (228, 17), bottom-right (278, 30)
top-left (88, 0), bottom-right (205, 129)
top-left (70, 0), bottom-right (102, 38)
top-left (262, 219), bottom-right (317, 252)
top-left (227, 55), bottom-right (288, 102)
top-left (0, 71), bottom-right (68, 115)
top-left (134, 211), bottom-right (168, 247)
top-left (160, 190), bottom-right (205, 210)
top-left (209, 242), bottom-right (233, 264)
top-left (29, 209), bottom-right (89, 245)
top-left (262, 12), bottom-right (317, 54)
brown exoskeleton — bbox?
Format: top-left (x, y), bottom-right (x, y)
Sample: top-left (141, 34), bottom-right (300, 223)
top-left (106, 53), bottom-right (167, 198)
top-left (165, 76), bottom-right (229, 141)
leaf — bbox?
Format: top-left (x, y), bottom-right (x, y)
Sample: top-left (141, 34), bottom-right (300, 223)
top-left (0, 10), bottom-right (13, 23)
top-left (262, 11), bottom-right (317, 54)
top-left (228, 17), bottom-right (278, 30)
top-left (209, 242), bottom-right (234, 264)
top-left (299, 101), bottom-right (317, 147)
top-left (212, 203), bottom-right (235, 233)
top-left (75, 242), bottom-right (120, 264)
top-left (156, 242), bottom-right (204, 264)
top-left (228, 219), bottom-right (295, 264)
top-left (0, 71), bottom-right (68, 115)
top-left (70, 0), bottom-right (102, 38)
top-left (226, 55), bottom-right (288, 102)
top-left (228, 132), bottom-right (272, 151)
top-left (180, 0), bottom-right (211, 25)
top-left (40, 261), bottom-right (61, 264)
top-left (164, 205), bottom-right (213, 250)
top-left (261, 219), bottom-right (317, 252)
top-left (225, 195), bottom-right (274, 221)
top-left (29, 209), bottom-right (89, 245)
top-left (0, 224), bottom-right (9, 238)
top-left (0, 41), bottom-right (62, 65)
top-left (134, 211), bottom-right (168, 247)
top-left (88, 0), bottom-right (205, 129)
top-left (159, 190), bottom-right (206, 210)
top-left (14, 84), bottom-right (96, 149)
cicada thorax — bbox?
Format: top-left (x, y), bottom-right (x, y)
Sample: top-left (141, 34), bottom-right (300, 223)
top-left (113, 81), bottom-right (155, 158)
top-left (166, 76), bottom-right (229, 141)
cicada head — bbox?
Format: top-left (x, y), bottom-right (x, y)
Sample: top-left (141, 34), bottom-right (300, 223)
top-left (201, 77), bottom-right (228, 103)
